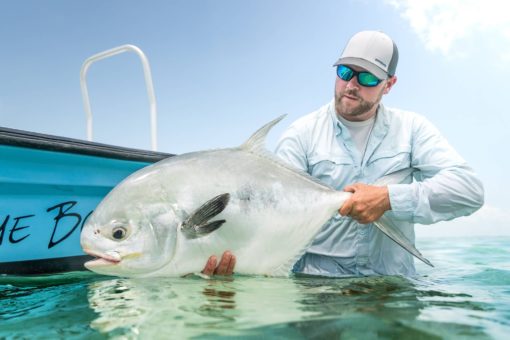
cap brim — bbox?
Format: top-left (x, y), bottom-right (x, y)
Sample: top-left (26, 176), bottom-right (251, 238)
top-left (333, 57), bottom-right (387, 80)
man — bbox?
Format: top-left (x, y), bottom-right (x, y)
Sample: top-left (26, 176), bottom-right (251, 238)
top-left (204, 30), bottom-right (484, 277)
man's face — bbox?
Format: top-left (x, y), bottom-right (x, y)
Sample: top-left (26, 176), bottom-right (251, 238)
top-left (334, 65), bottom-right (396, 121)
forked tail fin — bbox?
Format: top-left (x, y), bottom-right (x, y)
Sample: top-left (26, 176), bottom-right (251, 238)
top-left (373, 168), bottom-right (434, 267)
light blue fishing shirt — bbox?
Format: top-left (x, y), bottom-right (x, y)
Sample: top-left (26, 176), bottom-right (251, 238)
top-left (275, 100), bottom-right (484, 277)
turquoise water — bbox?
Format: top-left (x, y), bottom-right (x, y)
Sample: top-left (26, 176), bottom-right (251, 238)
top-left (1, 237), bottom-right (509, 339)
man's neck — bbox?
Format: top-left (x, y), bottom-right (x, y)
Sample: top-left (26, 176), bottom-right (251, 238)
top-left (337, 105), bottom-right (379, 122)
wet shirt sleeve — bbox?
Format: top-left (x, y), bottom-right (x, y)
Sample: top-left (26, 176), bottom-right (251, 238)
top-left (387, 115), bottom-right (484, 224)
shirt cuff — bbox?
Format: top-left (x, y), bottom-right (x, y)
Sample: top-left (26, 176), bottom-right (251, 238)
top-left (387, 184), bottom-right (416, 220)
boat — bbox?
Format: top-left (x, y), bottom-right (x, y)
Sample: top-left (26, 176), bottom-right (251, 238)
top-left (0, 45), bottom-right (171, 275)
top-left (0, 127), bottom-right (171, 275)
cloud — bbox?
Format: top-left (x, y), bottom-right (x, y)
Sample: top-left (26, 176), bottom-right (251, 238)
top-left (386, 0), bottom-right (510, 60)
top-left (416, 204), bottom-right (510, 238)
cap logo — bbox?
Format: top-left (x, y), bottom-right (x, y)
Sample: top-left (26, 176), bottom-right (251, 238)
top-left (375, 58), bottom-right (387, 68)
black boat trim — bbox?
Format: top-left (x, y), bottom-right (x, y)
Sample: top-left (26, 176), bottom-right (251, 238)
top-left (0, 126), bottom-right (173, 162)
top-left (0, 255), bottom-right (93, 275)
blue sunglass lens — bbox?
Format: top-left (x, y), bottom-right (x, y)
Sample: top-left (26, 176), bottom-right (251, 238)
top-left (358, 73), bottom-right (381, 87)
top-left (336, 65), bottom-right (382, 87)
top-left (337, 65), bottom-right (354, 81)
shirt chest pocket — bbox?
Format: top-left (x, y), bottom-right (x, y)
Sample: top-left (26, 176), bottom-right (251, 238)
top-left (367, 146), bottom-right (412, 175)
top-left (308, 154), bottom-right (354, 188)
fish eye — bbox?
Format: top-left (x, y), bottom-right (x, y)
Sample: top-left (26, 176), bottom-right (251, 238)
top-left (112, 226), bottom-right (127, 240)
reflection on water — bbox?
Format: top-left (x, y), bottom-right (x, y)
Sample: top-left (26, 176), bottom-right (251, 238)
top-left (83, 274), bottom-right (499, 339)
top-left (87, 276), bottom-right (318, 338)
top-left (1, 237), bottom-right (510, 339)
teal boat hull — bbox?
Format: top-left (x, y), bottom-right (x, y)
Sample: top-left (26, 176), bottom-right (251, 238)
top-left (0, 127), bottom-right (171, 274)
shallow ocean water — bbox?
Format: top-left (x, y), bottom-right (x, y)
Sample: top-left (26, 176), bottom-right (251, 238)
top-left (1, 237), bottom-right (509, 339)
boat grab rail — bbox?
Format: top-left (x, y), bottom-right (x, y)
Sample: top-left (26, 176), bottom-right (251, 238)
top-left (80, 44), bottom-right (158, 151)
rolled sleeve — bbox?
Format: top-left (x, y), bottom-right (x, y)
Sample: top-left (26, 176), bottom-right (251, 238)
top-left (388, 183), bottom-right (417, 219)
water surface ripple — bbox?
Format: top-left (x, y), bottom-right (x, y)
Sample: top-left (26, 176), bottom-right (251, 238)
top-left (1, 237), bottom-right (509, 339)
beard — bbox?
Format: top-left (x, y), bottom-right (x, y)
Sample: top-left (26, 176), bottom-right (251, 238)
top-left (335, 87), bottom-right (383, 118)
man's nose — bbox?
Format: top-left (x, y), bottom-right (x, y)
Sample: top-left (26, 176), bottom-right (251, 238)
top-left (346, 76), bottom-right (360, 89)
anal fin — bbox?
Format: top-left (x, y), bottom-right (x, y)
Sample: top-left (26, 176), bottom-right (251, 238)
top-left (373, 215), bottom-right (434, 267)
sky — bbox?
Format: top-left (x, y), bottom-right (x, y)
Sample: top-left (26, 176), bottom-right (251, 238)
top-left (0, 0), bottom-right (509, 238)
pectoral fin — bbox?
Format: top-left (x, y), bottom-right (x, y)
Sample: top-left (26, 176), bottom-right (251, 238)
top-left (181, 193), bottom-right (230, 239)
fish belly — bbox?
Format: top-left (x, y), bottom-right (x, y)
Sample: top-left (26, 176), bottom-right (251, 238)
top-left (157, 189), bottom-right (345, 277)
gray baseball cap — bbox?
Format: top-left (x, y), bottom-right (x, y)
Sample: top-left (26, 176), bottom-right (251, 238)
top-left (333, 30), bottom-right (399, 80)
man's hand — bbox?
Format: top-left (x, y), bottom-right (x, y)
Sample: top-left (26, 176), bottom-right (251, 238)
top-left (339, 183), bottom-right (391, 224)
top-left (202, 251), bottom-right (236, 276)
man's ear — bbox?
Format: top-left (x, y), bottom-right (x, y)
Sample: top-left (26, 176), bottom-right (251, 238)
top-left (383, 76), bottom-right (397, 94)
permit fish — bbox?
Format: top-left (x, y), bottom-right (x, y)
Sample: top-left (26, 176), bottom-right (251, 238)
top-left (80, 115), bottom-right (432, 277)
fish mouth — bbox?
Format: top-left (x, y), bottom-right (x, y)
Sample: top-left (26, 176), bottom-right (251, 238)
top-left (83, 249), bottom-right (121, 268)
